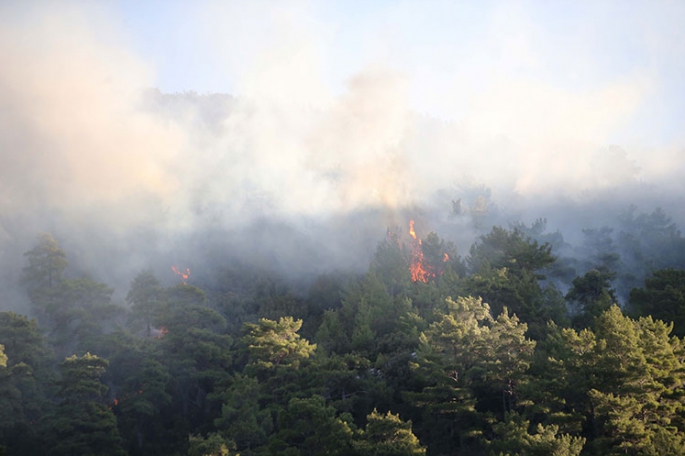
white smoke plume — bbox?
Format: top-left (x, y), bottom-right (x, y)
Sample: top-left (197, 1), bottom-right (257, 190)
top-left (0, 0), bottom-right (684, 303)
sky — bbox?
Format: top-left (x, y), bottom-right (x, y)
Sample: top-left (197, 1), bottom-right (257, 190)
top-left (113, 0), bottom-right (685, 203)
top-left (110, 0), bottom-right (685, 145)
top-left (1, 0), bottom-right (685, 292)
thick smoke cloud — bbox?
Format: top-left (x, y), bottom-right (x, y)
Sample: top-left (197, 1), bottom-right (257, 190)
top-left (0, 4), bottom-right (184, 223)
top-left (1, 1), bottom-right (684, 307)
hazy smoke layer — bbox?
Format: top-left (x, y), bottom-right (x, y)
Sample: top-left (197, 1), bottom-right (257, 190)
top-left (1, 1), bottom-right (684, 306)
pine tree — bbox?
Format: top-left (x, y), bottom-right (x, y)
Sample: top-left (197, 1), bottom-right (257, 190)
top-left (352, 409), bottom-right (426, 455)
top-left (268, 395), bottom-right (354, 455)
top-left (49, 353), bottom-right (125, 456)
top-left (486, 412), bottom-right (585, 456)
top-left (243, 317), bottom-right (316, 370)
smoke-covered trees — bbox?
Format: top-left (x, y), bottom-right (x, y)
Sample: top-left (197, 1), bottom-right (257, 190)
top-left (21, 233), bottom-right (68, 330)
top-left (468, 226), bottom-right (555, 276)
top-left (22, 233), bottom-right (67, 300)
top-left (629, 268), bottom-right (685, 337)
top-left (566, 269), bottom-right (616, 328)
top-left (6, 220), bottom-right (685, 455)
top-left (126, 269), bottom-right (163, 336)
top-left (465, 226), bottom-right (563, 338)
top-left (21, 234), bottom-right (124, 355)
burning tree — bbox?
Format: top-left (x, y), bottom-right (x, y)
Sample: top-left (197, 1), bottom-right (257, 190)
top-left (407, 221), bottom-right (459, 283)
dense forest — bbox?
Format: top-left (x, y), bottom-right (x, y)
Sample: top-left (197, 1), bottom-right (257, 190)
top-left (2, 206), bottom-right (685, 456)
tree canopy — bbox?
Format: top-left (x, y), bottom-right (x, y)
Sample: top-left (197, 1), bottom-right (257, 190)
top-left (3, 220), bottom-right (685, 455)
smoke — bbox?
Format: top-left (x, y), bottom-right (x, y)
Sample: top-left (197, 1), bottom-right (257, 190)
top-left (0, 1), bottom-right (684, 306)
top-left (0, 3), bottom-right (184, 225)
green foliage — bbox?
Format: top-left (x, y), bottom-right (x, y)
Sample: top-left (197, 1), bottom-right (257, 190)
top-left (586, 306), bottom-right (685, 454)
top-left (188, 432), bottom-right (234, 456)
top-left (408, 296), bottom-right (536, 452)
top-left (214, 374), bottom-right (272, 451)
top-left (317, 270), bottom-right (425, 368)
top-left (425, 297), bottom-right (535, 412)
top-left (8, 221), bottom-right (685, 455)
top-left (269, 395), bottom-right (354, 456)
top-left (418, 232), bottom-right (462, 285)
top-left (126, 269), bottom-right (163, 336)
top-left (464, 226), bottom-right (559, 338)
top-left (49, 353), bottom-right (125, 456)
top-left (468, 226), bottom-right (555, 277)
top-left (629, 268), bottom-right (685, 337)
top-left (371, 232), bottom-right (412, 296)
top-left (528, 306), bottom-right (685, 455)
top-left (59, 277), bottom-right (122, 348)
top-left (21, 234), bottom-right (69, 333)
top-left (113, 350), bottom-right (173, 454)
top-left (316, 309), bottom-right (350, 353)
top-left (0, 312), bottom-right (55, 454)
top-left (523, 323), bottom-right (595, 435)
top-left (486, 412), bottom-right (585, 456)
top-left (243, 317), bottom-right (316, 369)
top-left (21, 235), bottom-right (125, 354)
top-left (22, 233), bottom-right (68, 300)
top-left (566, 269), bottom-right (616, 328)
top-left (352, 408), bottom-right (426, 455)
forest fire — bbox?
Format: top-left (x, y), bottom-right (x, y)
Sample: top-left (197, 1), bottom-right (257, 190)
top-left (408, 220), bottom-right (431, 283)
top-left (171, 266), bottom-right (190, 284)
top-left (407, 220), bottom-right (452, 282)
top-left (110, 389), bottom-right (145, 410)
top-left (152, 326), bottom-right (168, 339)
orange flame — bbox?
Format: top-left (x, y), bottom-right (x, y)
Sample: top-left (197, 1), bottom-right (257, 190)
top-left (171, 266), bottom-right (190, 284)
top-left (409, 220), bottom-right (431, 283)
top-left (152, 326), bottom-right (168, 339)
top-left (409, 220), bottom-right (417, 240)
top-left (407, 220), bottom-right (451, 282)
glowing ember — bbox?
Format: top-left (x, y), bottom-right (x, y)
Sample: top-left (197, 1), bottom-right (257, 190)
top-left (443, 253), bottom-right (450, 262)
top-left (171, 266), bottom-right (190, 284)
top-left (109, 388), bottom-right (145, 409)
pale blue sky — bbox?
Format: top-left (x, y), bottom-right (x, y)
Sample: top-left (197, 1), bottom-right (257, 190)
top-left (109, 0), bottom-right (684, 146)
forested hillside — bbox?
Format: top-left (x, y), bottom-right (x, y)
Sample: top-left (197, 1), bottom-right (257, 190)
top-left (2, 1), bottom-right (685, 455)
top-left (2, 208), bottom-right (685, 456)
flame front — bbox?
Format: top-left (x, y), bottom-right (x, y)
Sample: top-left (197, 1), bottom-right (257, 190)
top-left (407, 220), bottom-right (452, 283)
top-left (153, 326), bottom-right (168, 339)
top-left (409, 220), bottom-right (417, 240)
top-left (408, 220), bottom-right (431, 282)
top-left (171, 266), bottom-right (190, 284)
